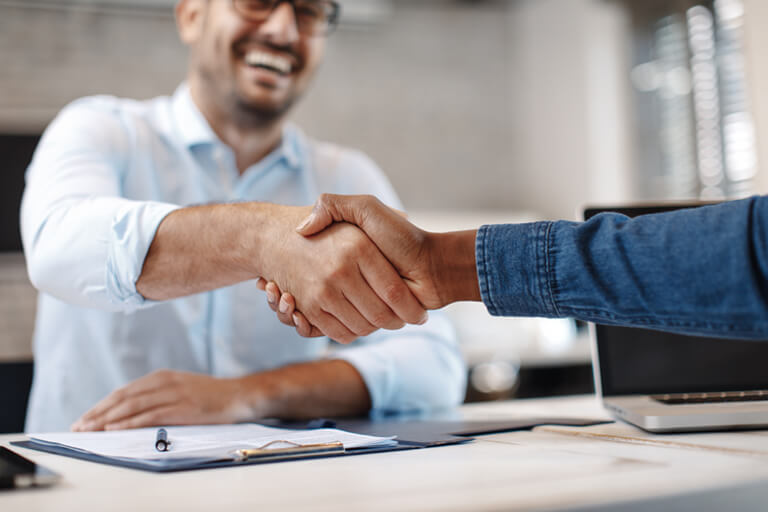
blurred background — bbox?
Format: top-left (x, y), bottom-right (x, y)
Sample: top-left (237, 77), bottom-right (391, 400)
top-left (2, 0), bottom-right (768, 430)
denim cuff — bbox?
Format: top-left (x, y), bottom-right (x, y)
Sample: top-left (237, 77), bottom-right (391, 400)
top-left (476, 222), bottom-right (559, 318)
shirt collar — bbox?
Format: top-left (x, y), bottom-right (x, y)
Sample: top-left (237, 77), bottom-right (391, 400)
top-left (170, 82), bottom-right (302, 171)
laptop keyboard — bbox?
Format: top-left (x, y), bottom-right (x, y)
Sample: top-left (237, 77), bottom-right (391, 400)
top-left (651, 390), bottom-right (768, 405)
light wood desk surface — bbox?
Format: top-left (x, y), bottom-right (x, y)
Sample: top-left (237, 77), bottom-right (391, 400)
top-left (2, 395), bottom-right (768, 512)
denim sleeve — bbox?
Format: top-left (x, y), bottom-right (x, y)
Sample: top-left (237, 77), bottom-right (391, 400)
top-left (476, 196), bottom-right (768, 339)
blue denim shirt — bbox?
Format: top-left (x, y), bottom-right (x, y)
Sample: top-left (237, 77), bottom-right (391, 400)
top-left (476, 196), bottom-right (768, 339)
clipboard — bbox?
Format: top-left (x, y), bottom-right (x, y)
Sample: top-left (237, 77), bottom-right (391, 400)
top-left (11, 426), bottom-right (418, 473)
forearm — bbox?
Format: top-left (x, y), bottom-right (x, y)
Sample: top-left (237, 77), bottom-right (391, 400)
top-left (477, 196), bottom-right (768, 339)
top-left (236, 360), bottom-right (372, 420)
top-left (136, 202), bottom-right (308, 300)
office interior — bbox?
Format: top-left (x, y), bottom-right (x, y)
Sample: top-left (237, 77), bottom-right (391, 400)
top-left (1, 0), bottom-right (767, 435)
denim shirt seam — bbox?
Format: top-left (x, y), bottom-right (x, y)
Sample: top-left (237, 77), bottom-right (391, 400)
top-left (476, 225), bottom-right (498, 316)
top-left (561, 306), bottom-right (767, 334)
top-left (540, 221), bottom-right (561, 317)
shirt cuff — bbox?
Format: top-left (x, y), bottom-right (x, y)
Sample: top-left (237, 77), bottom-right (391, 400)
top-left (331, 315), bottom-right (465, 414)
top-left (105, 201), bottom-right (181, 307)
top-left (476, 222), bottom-right (559, 318)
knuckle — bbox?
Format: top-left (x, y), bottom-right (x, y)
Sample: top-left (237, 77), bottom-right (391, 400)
top-left (382, 283), bottom-right (406, 305)
top-left (154, 369), bottom-right (172, 381)
top-left (317, 286), bottom-right (336, 304)
top-left (370, 310), bottom-right (396, 328)
top-left (359, 325), bottom-right (376, 337)
top-left (318, 192), bottom-right (332, 206)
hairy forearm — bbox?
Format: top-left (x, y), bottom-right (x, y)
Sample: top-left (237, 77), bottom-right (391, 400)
top-left (136, 202), bottom-right (307, 300)
top-left (236, 360), bottom-right (372, 420)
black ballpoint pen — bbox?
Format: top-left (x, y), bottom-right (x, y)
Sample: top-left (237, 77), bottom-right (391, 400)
top-left (155, 428), bottom-right (171, 452)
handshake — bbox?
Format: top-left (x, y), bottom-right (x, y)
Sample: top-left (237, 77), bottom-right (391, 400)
top-left (257, 194), bottom-right (481, 344)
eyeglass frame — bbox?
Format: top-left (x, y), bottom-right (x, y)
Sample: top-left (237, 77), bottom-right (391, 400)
top-left (231, 0), bottom-right (342, 37)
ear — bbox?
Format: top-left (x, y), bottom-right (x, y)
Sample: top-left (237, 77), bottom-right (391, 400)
top-left (175, 0), bottom-right (207, 45)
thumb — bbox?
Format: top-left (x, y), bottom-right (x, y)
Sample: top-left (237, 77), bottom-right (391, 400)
top-left (296, 194), bottom-right (373, 236)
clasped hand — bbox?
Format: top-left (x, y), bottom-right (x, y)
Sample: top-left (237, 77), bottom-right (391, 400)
top-left (258, 195), bottom-right (470, 341)
top-left (253, 204), bottom-right (430, 344)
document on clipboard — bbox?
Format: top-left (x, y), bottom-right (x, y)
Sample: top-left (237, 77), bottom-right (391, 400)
top-left (14, 424), bottom-right (399, 472)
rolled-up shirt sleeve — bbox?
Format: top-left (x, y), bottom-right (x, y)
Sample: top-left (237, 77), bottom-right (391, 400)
top-left (21, 98), bottom-right (180, 311)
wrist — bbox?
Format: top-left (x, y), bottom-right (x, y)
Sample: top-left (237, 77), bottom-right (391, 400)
top-left (428, 230), bottom-right (481, 307)
top-left (230, 374), bottom-right (280, 420)
top-left (236, 202), bottom-right (313, 281)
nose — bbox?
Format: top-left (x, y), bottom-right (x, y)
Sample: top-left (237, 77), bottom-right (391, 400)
top-left (259, 2), bottom-right (300, 46)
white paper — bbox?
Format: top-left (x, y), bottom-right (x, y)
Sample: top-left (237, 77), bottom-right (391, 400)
top-left (29, 424), bottom-right (397, 461)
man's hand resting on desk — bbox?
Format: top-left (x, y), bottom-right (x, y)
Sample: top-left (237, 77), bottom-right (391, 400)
top-left (71, 360), bottom-right (372, 431)
top-left (257, 194), bottom-right (481, 340)
top-left (71, 370), bottom-right (256, 431)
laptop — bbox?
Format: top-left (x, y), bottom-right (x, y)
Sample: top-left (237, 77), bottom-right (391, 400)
top-left (584, 203), bottom-right (768, 433)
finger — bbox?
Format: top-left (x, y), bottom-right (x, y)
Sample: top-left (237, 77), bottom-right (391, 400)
top-left (292, 311), bottom-right (324, 338)
top-left (304, 308), bottom-right (360, 344)
top-left (341, 270), bottom-right (403, 331)
top-left (74, 370), bottom-right (178, 428)
top-left (104, 405), bottom-right (179, 430)
top-left (90, 389), bottom-right (180, 430)
top-left (297, 194), bottom-right (403, 238)
top-left (276, 292), bottom-right (297, 327)
top-left (359, 250), bottom-right (428, 326)
top-left (255, 277), bottom-right (267, 291)
top-left (317, 288), bottom-right (377, 337)
top-left (265, 281), bottom-right (280, 312)
top-left (75, 378), bottom-right (156, 426)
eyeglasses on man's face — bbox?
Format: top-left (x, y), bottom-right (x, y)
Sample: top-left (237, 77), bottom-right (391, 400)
top-left (232, 0), bottom-right (341, 36)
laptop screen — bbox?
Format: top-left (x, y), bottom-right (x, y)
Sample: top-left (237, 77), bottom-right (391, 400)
top-left (584, 204), bottom-right (768, 397)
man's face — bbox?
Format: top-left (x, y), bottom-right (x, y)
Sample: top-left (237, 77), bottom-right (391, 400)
top-left (179, 0), bottom-right (326, 122)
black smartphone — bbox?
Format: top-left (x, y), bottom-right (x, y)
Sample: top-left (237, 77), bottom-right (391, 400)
top-left (0, 446), bottom-right (60, 490)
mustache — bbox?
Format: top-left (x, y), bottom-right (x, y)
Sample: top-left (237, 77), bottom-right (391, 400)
top-left (233, 37), bottom-right (302, 66)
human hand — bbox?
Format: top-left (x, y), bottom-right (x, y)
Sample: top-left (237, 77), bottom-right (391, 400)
top-left (296, 195), bottom-right (446, 308)
top-left (255, 204), bottom-right (428, 344)
top-left (70, 370), bottom-right (259, 431)
top-left (258, 195), bottom-right (480, 338)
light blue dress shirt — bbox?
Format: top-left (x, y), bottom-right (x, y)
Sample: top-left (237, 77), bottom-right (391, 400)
top-left (21, 84), bottom-right (465, 432)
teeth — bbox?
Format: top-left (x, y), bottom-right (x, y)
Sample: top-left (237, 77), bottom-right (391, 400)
top-left (244, 50), bottom-right (292, 74)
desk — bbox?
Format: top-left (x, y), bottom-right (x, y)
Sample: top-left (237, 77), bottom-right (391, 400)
top-left (3, 395), bottom-right (768, 511)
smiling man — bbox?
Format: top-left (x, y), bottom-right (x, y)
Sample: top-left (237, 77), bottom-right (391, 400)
top-left (20, 0), bottom-right (465, 433)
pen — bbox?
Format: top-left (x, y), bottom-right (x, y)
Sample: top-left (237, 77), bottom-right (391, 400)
top-left (155, 428), bottom-right (171, 452)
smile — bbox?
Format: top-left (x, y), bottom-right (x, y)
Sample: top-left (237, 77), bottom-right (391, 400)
top-left (244, 50), bottom-right (293, 75)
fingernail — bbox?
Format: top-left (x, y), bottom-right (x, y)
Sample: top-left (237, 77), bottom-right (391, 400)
top-left (292, 313), bottom-right (300, 326)
top-left (296, 213), bottom-right (316, 232)
top-left (266, 290), bottom-right (277, 304)
top-left (279, 297), bottom-right (289, 314)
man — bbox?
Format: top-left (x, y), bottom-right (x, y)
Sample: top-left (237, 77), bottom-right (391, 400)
top-left (263, 193), bottom-right (768, 341)
top-left (21, 0), bottom-right (465, 433)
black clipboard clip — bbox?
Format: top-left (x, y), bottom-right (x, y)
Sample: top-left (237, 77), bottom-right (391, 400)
top-left (232, 440), bottom-right (345, 462)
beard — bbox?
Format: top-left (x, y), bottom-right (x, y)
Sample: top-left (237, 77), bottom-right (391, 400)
top-left (232, 89), bottom-right (298, 127)
top-left (195, 62), bottom-right (303, 130)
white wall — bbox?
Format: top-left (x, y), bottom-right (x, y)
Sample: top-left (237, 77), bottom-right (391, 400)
top-left (1, 0), bottom-right (635, 220)
top-left (743, 0), bottom-right (768, 194)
